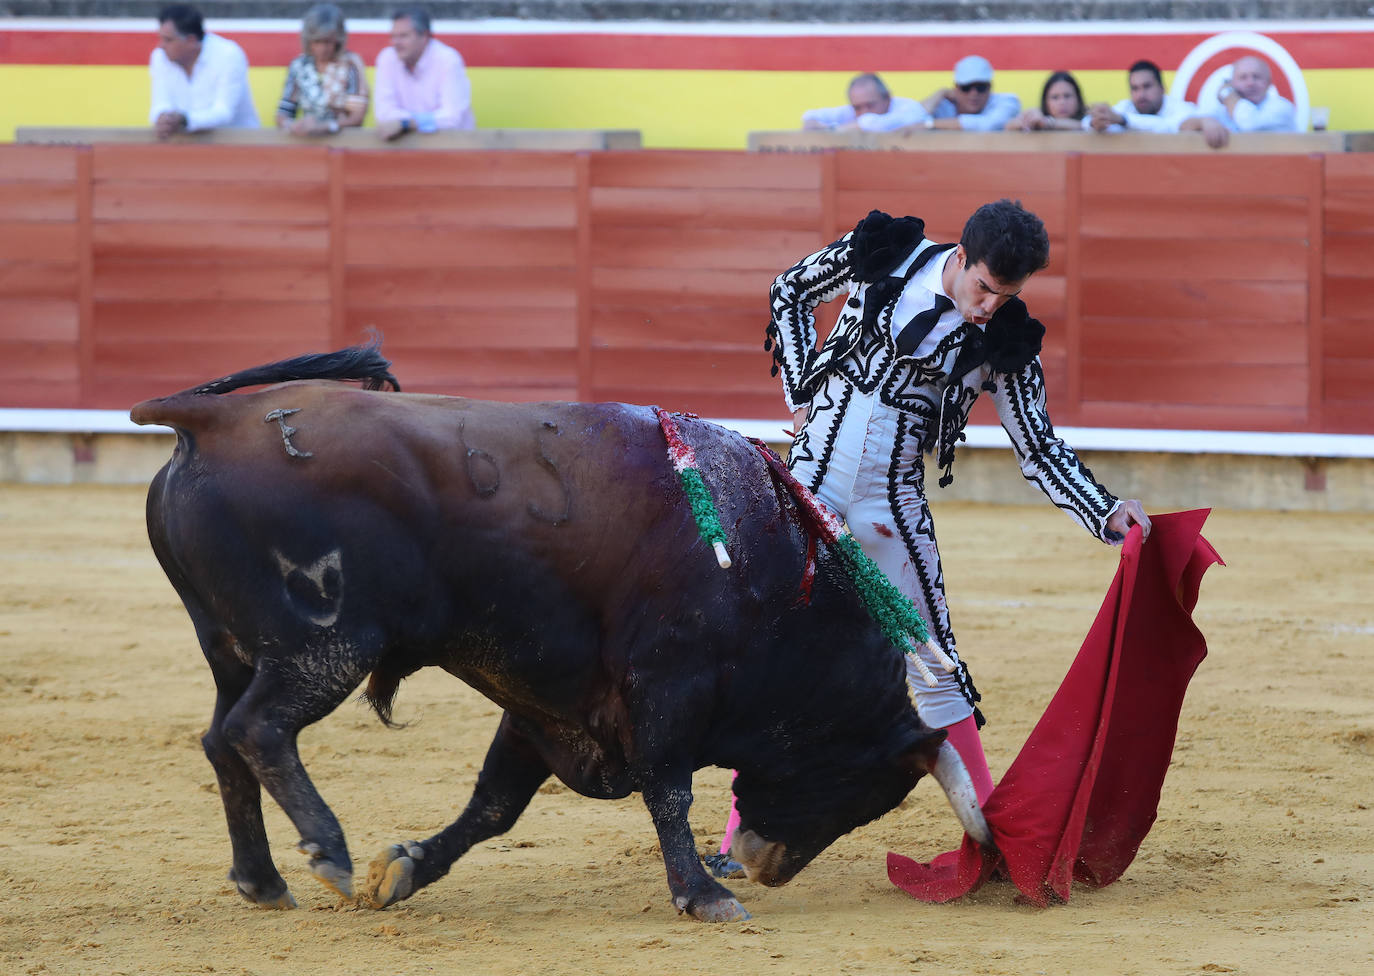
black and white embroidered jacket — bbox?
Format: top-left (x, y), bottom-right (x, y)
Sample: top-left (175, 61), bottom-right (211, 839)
top-left (765, 211), bottom-right (1121, 542)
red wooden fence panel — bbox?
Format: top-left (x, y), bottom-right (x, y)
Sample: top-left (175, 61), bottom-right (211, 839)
top-left (86, 144), bottom-right (332, 408)
top-left (0, 144), bottom-right (1368, 438)
top-left (1077, 153), bottom-right (1316, 432)
top-left (586, 151), bottom-right (822, 418)
top-left (1322, 154), bottom-right (1374, 433)
top-left (0, 147), bottom-right (82, 406)
top-left (340, 150), bottom-right (581, 402)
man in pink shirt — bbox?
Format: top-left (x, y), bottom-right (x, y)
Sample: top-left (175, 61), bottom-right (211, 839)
top-left (374, 5), bottom-right (476, 140)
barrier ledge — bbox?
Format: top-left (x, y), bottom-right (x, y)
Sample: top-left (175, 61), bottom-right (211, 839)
top-left (748, 129), bottom-right (1362, 153)
top-left (6, 413), bottom-right (1374, 509)
top-left (13, 127), bottom-right (643, 151)
top-left (7, 408), bottom-right (1372, 459)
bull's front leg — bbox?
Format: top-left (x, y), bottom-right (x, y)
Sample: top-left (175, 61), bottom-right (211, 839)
top-left (642, 772), bottom-right (750, 922)
top-left (222, 652), bottom-right (372, 903)
top-left (364, 713), bottom-right (551, 909)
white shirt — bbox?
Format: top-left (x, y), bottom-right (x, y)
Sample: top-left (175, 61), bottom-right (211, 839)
top-left (891, 243), bottom-right (964, 359)
top-left (801, 95), bottom-right (928, 132)
top-left (932, 92), bottom-right (1021, 132)
top-left (149, 32), bottom-right (260, 130)
top-left (1088, 94), bottom-right (1199, 133)
top-left (1206, 87), bottom-right (1299, 132)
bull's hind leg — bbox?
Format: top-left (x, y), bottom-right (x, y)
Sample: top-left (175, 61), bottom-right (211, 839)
top-left (201, 649), bottom-right (295, 908)
top-left (364, 713), bottom-right (550, 908)
top-left (221, 646), bottom-right (377, 902)
top-left (642, 770), bottom-right (750, 922)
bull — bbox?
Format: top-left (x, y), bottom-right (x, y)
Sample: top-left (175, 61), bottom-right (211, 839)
top-left (131, 343), bottom-right (990, 922)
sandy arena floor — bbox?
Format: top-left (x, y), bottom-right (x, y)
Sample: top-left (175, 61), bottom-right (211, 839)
top-left (1, 483), bottom-right (1371, 976)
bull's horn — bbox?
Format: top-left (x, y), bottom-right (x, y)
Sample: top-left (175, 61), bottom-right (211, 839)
top-left (929, 740), bottom-right (994, 848)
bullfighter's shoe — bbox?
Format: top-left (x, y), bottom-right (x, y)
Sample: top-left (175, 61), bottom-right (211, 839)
top-left (703, 852), bottom-right (746, 879)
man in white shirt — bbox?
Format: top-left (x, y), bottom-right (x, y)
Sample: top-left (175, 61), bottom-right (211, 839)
top-left (374, 5), bottom-right (476, 140)
top-left (1206, 56), bottom-right (1299, 132)
top-left (1087, 59), bottom-right (1229, 149)
top-left (917, 56), bottom-right (1021, 132)
top-left (801, 73), bottom-right (927, 133)
top-left (149, 5), bottom-right (260, 139)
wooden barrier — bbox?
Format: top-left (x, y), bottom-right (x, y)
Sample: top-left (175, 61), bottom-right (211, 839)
top-left (15, 127), bottom-right (644, 151)
top-left (0, 143), bottom-right (1370, 435)
top-left (749, 130), bottom-right (1373, 154)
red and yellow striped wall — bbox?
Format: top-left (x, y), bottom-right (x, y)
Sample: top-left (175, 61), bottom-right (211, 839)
top-left (2, 19), bottom-right (1372, 148)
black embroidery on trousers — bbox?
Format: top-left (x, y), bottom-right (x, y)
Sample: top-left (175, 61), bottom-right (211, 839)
top-left (885, 412), bottom-right (981, 714)
top-left (788, 382), bottom-right (852, 494)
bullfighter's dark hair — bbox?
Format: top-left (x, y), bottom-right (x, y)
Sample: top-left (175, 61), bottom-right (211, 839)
top-left (158, 4), bottom-right (204, 40)
top-left (1129, 59), bottom-right (1164, 85)
top-left (959, 199), bottom-right (1050, 284)
top-left (391, 4), bottom-right (432, 34)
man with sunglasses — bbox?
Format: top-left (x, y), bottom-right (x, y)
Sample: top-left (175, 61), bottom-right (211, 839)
top-left (917, 55), bottom-right (1020, 131)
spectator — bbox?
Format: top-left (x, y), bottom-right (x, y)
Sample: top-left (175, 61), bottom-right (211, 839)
top-left (374, 5), bottom-right (476, 140)
top-left (276, 4), bottom-right (369, 137)
top-left (1007, 70), bottom-right (1086, 131)
top-left (1203, 56), bottom-right (1299, 132)
top-left (149, 4), bottom-right (260, 139)
top-left (801, 73), bottom-right (928, 132)
top-left (1087, 59), bottom-right (1229, 149)
top-left (916, 56), bottom-right (1020, 131)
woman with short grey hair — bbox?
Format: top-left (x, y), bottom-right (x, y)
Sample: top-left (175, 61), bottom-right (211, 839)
top-left (276, 3), bottom-right (369, 135)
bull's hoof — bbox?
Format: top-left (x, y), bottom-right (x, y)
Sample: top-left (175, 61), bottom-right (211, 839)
top-left (227, 868), bottom-right (297, 909)
top-left (298, 842), bottom-right (354, 900)
top-left (363, 841), bottom-right (424, 909)
top-left (675, 894), bottom-right (751, 923)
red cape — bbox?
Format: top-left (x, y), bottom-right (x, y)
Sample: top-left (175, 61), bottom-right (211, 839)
top-left (888, 509), bottom-right (1223, 906)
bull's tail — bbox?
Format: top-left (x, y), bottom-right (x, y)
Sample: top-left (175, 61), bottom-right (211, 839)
top-left (181, 340), bottom-right (399, 398)
top-left (130, 340), bottom-right (400, 430)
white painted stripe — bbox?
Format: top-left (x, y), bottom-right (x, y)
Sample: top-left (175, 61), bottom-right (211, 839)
top-left (709, 418), bottom-right (1374, 458)
top-left (6, 408), bottom-right (1373, 458)
top-left (2, 17), bottom-right (1372, 37)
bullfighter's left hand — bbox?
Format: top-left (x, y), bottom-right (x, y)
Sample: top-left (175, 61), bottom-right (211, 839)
top-left (1105, 499), bottom-right (1152, 544)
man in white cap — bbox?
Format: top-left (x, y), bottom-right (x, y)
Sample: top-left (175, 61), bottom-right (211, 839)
top-left (917, 55), bottom-right (1020, 131)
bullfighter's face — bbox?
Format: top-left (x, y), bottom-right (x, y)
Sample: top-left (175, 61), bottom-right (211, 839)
top-left (945, 246), bottom-right (1027, 327)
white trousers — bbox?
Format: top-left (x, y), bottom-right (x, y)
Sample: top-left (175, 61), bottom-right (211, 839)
top-left (789, 387), bottom-right (978, 729)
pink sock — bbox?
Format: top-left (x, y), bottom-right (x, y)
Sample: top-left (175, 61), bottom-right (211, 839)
top-left (943, 715), bottom-right (995, 806)
top-left (721, 770), bottom-right (741, 854)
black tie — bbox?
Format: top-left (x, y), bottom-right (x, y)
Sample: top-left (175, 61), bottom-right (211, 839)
top-left (895, 295), bottom-right (954, 357)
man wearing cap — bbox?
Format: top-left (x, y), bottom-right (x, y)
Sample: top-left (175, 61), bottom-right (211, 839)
top-left (917, 55), bottom-right (1020, 131)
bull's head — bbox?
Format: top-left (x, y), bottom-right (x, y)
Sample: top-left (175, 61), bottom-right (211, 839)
top-left (729, 734), bottom-right (991, 886)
